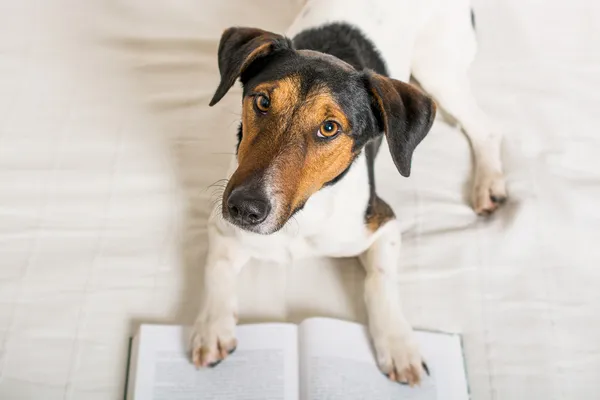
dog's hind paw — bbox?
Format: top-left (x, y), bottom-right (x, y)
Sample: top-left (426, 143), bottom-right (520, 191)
top-left (191, 313), bottom-right (237, 368)
top-left (472, 169), bottom-right (507, 216)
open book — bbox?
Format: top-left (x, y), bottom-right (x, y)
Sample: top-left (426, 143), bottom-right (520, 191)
top-left (125, 318), bottom-right (469, 400)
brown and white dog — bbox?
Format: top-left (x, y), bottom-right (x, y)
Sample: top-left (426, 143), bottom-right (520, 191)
top-left (192, 0), bottom-right (506, 386)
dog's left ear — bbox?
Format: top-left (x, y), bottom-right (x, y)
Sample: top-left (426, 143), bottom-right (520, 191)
top-left (365, 72), bottom-right (437, 177)
top-left (209, 27), bottom-right (291, 106)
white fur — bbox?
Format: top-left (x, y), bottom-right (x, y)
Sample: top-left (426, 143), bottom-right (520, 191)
top-left (192, 0), bottom-right (506, 384)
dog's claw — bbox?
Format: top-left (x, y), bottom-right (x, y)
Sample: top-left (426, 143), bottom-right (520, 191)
top-left (422, 361), bottom-right (430, 376)
top-left (490, 195), bottom-right (507, 204)
top-left (478, 209), bottom-right (492, 217)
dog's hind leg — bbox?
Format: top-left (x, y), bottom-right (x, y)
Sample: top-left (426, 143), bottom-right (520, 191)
top-left (359, 219), bottom-right (427, 386)
top-left (411, 5), bottom-right (507, 215)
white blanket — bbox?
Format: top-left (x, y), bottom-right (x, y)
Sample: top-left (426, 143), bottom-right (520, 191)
top-left (1, 0), bottom-right (599, 399)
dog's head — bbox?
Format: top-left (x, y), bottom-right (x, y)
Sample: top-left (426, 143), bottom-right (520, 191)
top-left (210, 27), bottom-right (436, 234)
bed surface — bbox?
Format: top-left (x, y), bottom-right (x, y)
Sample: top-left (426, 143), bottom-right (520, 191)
top-left (1, 0), bottom-right (599, 398)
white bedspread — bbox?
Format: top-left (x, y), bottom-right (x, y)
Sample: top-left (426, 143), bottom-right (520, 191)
top-left (1, 0), bottom-right (599, 399)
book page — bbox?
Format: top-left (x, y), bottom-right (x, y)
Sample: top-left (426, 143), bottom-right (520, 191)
top-left (127, 323), bottom-right (299, 400)
top-left (298, 318), bottom-right (468, 400)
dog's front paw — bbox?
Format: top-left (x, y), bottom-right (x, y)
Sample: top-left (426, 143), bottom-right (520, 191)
top-left (372, 331), bottom-right (428, 386)
top-left (472, 168), bottom-right (507, 216)
top-left (191, 312), bottom-right (237, 368)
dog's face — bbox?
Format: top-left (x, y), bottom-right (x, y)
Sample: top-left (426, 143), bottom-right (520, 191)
top-left (209, 28), bottom-right (436, 234)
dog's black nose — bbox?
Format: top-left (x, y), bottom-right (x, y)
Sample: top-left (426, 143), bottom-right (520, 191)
top-left (227, 188), bottom-right (271, 226)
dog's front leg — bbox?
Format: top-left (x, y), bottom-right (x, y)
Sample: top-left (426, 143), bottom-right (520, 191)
top-left (360, 220), bottom-right (427, 386)
top-left (191, 225), bottom-right (249, 368)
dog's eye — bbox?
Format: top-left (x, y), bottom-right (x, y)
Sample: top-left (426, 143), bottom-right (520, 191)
top-left (254, 94), bottom-right (270, 113)
top-left (317, 121), bottom-right (340, 138)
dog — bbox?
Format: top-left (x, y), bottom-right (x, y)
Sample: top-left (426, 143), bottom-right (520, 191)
top-left (191, 0), bottom-right (506, 386)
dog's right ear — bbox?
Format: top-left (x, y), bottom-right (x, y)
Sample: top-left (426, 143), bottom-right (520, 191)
top-left (209, 27), bottom-right (291, 106)
top-left (365, 71), bottom-right (436, 178)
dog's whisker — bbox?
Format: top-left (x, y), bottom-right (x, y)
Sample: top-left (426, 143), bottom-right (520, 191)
top-left (209, 186), bottom-right (226, 198)
top-left (208, 184), bottom-right (228, 190)
top-left (210, 197), bottom-right (224, 210)
top-left (209, 187), bottom-right (225, 196)
top-left (206, 179), bottom-right (229, 191)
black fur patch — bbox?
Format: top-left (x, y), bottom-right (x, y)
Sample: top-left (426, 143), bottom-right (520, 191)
top-left (236, 122), bottom-right (243, 154)
top-left (365, 135), bottom-right (383, 198)
top-left (292, 23), bottom-right (388, 75)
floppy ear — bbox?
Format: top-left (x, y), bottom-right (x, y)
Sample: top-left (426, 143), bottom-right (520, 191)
top-left (366, 72), bottom-right (437, 177)
top-left (209, 27), bottom-right (291, 106)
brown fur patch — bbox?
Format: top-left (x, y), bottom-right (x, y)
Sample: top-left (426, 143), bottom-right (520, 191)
top-left (235, 77), bottom-right (302, 171)
top-left (228, 76), bottom-right (355, 225)
top-left (287, 132), bottom-right (354, 211)
top-left (365, 196), bottom-right (395, 232)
